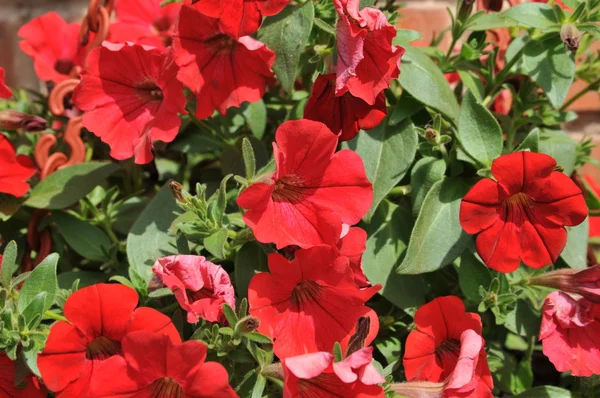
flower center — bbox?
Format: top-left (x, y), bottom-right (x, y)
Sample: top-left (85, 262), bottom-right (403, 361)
top-left (186, 287), bottom-right (213, 302)
top-left (205, 34), bottom-right (237, 55)
top-left (504, 192), bottom-right (534, 221)
top-left (272, 174), bottom-right (305, 203)
top-left (85, 336), bottom-right (121, 360)
top-left (135, 79), bottom-right (164, 103)
top-left (290, 280), bottom-right (321, 311)
top-left (435, 338), bottom-right (461, 377)
top-left (54, 58), bottom-right (75, 75)
top-left (153, 16), bottom-right (172, 33)
top-left (148, 377), bottom-right (184, 398)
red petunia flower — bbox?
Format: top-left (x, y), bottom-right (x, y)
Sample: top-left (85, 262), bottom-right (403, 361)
top-left (248, 245), bottom-right (380, 359)
top-left (403, 296), bottom-right (493, 396)
top-left (192, 0), bottom-right (289, 38)
top-left (111, 0), bottom-right (181, 48)
top-left (38, 283), bottom-right (179, 397)
top-left (0, 353), bottom-right (45, 398)
top-left (336, 226), bottom-right (370, 287)
top-left (73, 42), bottom-right (186, 164)
top-left (0, 135), bottom-right (36, 198)
top-left (89, 331), bottom-right (238, 398)
top-left (172, 5), bottom-right (275, 120)
top-left (0, 68), bottom-right (12, 98)
top-left (283, 347), bottom-right (385, 398)
top-left (540, 292), bottom-right (600, 376)
top-left (585, 175), bottom-right (600, 238)
top-left (18, 12), bottom-right (87, 83)
top-left (334, 0), bottom-right (404, 105)
top-left (237, 119), bottom-right (372, 249)
top-left (460, 152), bottom-right (588, 273)
top-left (152, 255), bottom-right (236, 324)
top-left (304, 74), bottom-right (387, 142)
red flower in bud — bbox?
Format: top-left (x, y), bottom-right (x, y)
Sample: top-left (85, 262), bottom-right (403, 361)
top-left (0, 353), bottom-right (45, 398)
top-left (304, 74), bottom-right (387, 142)
top-left (585, 175), bottom-right (600, 238)
top-left (73, 42), bottom-right (186, 164)
top-left (530, 265), bottom-right (600, 304)
top-left (0, 110), bottom-right (47, 132)
top-left (0, 68), bottom-right (12, 98)
top-left (192, 0), bottom-right (289, 38)
top-left (283, 347), bottom-right (385, 398)
top-left (172, 5), bottom-right (275, 120)
top-left (248, 245), bottom-right (380, 358)
top-left (111, 0), bottom-right (181, 48)
top-left (492, 89), bottom-right (513, 116)
top-left (334, 0), bottom-right (404, 105)
top-left (477, 0), bottom-right (504, 12)
top-left (460, 152), bottom-right (588, 273)
top-left (152, 255), bottom-right (236, 324)
top-left (37, 284), bottom-right (179, 397)
top-left (18, 12), bottom-right (88, 83)
top-left (89, 331), bottom-right (238, 398)
top-left (336, 226), bottom-right (370, 287)
top-left (0, 135), bottom-right (36, 198)
top-left (237, 119), bottom-right (372, 249)
top-left (403, 296), bottom-right (493, 397)
top-left (540, 292), bottom-right (600, 376)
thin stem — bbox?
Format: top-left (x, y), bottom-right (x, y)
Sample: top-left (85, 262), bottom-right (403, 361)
top-left (483, 46), bottom-right (526, 107)
top-left (559, 77), bottom-right (600, 112)
top-left (388, 185), bottom-right (412, 197)
top-left (44, 311), bottom-right (68, 322)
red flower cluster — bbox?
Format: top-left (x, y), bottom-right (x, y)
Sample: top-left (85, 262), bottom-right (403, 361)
top-left (0, 68), bottom-right (12, 98)
top-left (37, 283), bottom-right (236, 397)
top-left (152, 255), bottom-right (236, 324)
top-left (460, 152), bottom-right (587, 273)
top-left (0, 134), bottom-right (36, 198)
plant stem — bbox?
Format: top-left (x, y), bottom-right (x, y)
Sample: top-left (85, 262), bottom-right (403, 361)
top-left (44, 311), bottom-right (68, 322)
top-left (483, 46), bottom-right (526, 107)
top-left (388, 185), bottom-right (412, 197)
top-left (559, 77), bottom-right (600, 112)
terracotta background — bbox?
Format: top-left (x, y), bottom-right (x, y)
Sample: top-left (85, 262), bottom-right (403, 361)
top-left (0, 0), bottom-right (598, 181)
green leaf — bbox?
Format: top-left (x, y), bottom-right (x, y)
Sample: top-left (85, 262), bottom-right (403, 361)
top-left (520, 38), bottom-right (575, 109)
top-left (245, 332), bottom-right (272, 344)
top-left (397, 178), bottom-right (472, 274)
top-left (58, 271), bottom-right (108, 289)
top-left (516, 129), bottom-right (540, 152)
top-left (258, 1), bottom-right (314, 93)
top-left (251, 374), bottom-right (267, 398)
top-left (512, 359), bottom-right (534, 395)
top-left (21, 292), bottom-right (48, 329)
top-left (222, 303), bottom-right (239, 326)
top-left (345, 118), bottom-right (418, 222)
top-left (459, 252), bottom-right (493, 302)
top-left (313, 17), bottom-right (335, 35)
top-left (561, 218), bottom-right (589, 269)
top-left (204, 228), bottom-right (228, 259)
top-left (17, 253), bottom-right (58, 313)
top-left (457, 70), bottom-right (485, 102)
top-left (517, 386), bottom-right (572, 398)
top-left (25, 162), bottom-right (119, 209)
top-left (148, 287), bottom-right (174, 298)
top-left (243, 100), bottom-right (267, 139)
top-left (242, 137), bottom-right (256, 181)
top-left (0, 194), bottom-right (20, 221)
top-left (235, 241), bottom-right (268, 300)
top-left (362, 200), bottom-right (428, 309)
top-left (468, 13), bottom-right (520, 31)
top-left (52, 212), bottom-right (112, 262)
top-left (169, 132), bottom-right (223, 153)
top-left (458, 91), bottom-right (503, 168)
top-left (399, 46), bottom-right (460, 122)
top-left (410, 157), bottom-right (446, 217)
top-left (504, 300), bottom-right (540, 337)
top-left (127, 183), bottom-right (179, 282)
top-left (212, 175), bottom-right (232, 227)
top-left (393, 29), bottom-right (422, 45)
top-left (221, 136), bottom-right (268, 177)
top-left (1, 241), bottom-right (18, 288)
top-left (389, 93), bottom-right (423, 126)
top-left (538, 129), bottom-right (577, 174)
top-left (503, 3), bottom-right (558, 29)
top-left (376, 337), bottom-right (402, 365)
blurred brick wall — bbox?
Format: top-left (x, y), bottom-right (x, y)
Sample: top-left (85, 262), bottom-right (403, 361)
top-left (0, 0), bottom-right (598, 178)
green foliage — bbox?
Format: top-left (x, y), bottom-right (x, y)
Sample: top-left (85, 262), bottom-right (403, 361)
top-left (52, 211), bottom-right (112, 262)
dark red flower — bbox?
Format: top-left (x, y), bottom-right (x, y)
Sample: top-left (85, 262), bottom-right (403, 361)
top-left (334, 0), bottom-right (404, 105)
top-left (0, 135), bottom-right (36, 198)
top-left (0, 353), bottom-right (45, 398)
top-left (540, 292), bottom-right (600, 376)
top-left (248, 245), bottom-right (380, 359)
top-left (237, 119), bottom-right (372, 249)
top-left (192, 0), bottom-right (289, 38)
top-left (283, 348), bottom-right (385, 398)
top-left (585, 175), bottom-right (600, 238)
top-left (0, 68), bottom-right (12, 98)
top-left (89, 331), bottom-right (238, 397)
top-left (111, 0), bottom-right (181, 47)
top-left (172, 5), bottom-right (275, 120)
top-left (336, 226), bottom-right (369, 287)
top-left (18, 12), bottom-right (87, 83)
top-left (304, 74), bottom-right (387, 142)
top-left (73, 42), bottom-right (186, 164)
top-left (403, 296), bottom-right (493, 396)
top-left (460, 152), bottom-right (588, 273)
top-left (477, 0), bottom-right (503, 12)
top-left (38, 283), bottom-right (179, 397)
top-left (152, 255), bottom-right (236, 324)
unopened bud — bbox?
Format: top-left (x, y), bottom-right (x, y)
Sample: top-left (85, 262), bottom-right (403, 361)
top-left (425, 128), bottom-right (439, 145)
top-left (235, 315), bottom-right (260, 334)
top-left (529, 264), bottom-right (600, 304)
top-left (458, 0), bottom-right (476, 20)
top-left (169, 181), bottom-right (185, 202)
top-left (480, 0), bottom-right (503, 12)
top-left (560, 23), bottom-right (581, 52)
top-left (0, 111), bottom-right (47, 132)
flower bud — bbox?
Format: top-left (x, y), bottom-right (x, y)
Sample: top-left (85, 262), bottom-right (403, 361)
top-left (479, 0), bottom-right (503, 12)
top-left (529, 264), bottom-right (600, 304)
top-left (0, 110), bottom-right (47, 132)
top-left (235, 315), bottom-right (260, 334)
top-left (425, 128), bottom-right (439, 145)
top-left (169, 181), bottom-right (185, 202)
top-left (560, 23), bottom-right (581, 52)
top-left (458, 0), bottom-right (476, 21)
